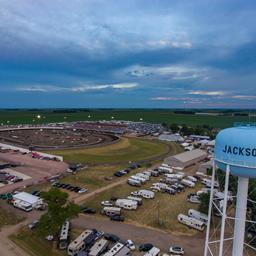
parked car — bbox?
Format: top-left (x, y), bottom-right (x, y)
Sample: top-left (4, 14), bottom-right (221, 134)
top-left (139, 243), bottom-right (154, 251)
top-left (81, 206), bottom-right (96, 214)
top-left (126, 240), bottom-right (136, 250)
top-left (104, 233), bottom-right (120, 242)
top-left (110, 215), bottom-right (125, 222)
top-left (78, 188), bottom-right (88, 194)
top-left (101, 201), bottom-right (113, 206)
top-left (28, 220), bottom-right (39, 229)
top-left (169, 246), bottom-right (185, 255)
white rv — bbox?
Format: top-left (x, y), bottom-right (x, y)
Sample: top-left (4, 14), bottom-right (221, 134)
top-left (158, 166), bottom-right (173, 173)
top-left (187, 176), bottom-right (198, 183)
top-left (138, 189), bottom-right (155, 199)
top-left (127, 178), bottom-right (141, 187)
top-left (161, 163), bottom-right (170, 168)
top-left (102, 242), bottom-right (130, 256)
top-left (187, 193), bottom-right (201, 204)
top-left (127, 196), bottom-right (143, 205)
top-left (188, 209), bottom-right (208, 224)
top-left (178, 214), bottom-right (205, 231)
top-left (130, 175), bottom-right (146, 184)
top-left (68, 230), bottom-right (94, 256)
top-left (13, 200), bottom-right (33, 212)
top-left (143, 171), bottom-right (152, 177)
top-left (136, 173), bottom-right (150, 181)
top-left (181, 179), bottom-right (195, 188)
top-left (102, 207), bottom-right (121, 216)
top-left (115, 199), bottom-right (138, 210)
top-left (143, 247), bottom-right (160, 256)
top-left (59, 221), bottom-right (70, 250)
top-left (165, 173), bottom-right (184, 180)
top-left (88, 238), bottom-right (109, 256)
top-left (201, 178), bottom-right (219, 188)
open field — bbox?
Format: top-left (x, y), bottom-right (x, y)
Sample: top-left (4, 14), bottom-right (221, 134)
top-left (0, 206), bottom-right (24, 229)
top-left (45, 137), bottom-right (181, 165)
top-left (1, 109), bottom-right (255, 128)
top-left (83, 176), bottom-right (202, 235)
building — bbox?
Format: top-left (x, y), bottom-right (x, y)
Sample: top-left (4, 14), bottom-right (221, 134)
top-left (12, 192), bottom-right (43, 208)
top-left (158, 134), bottom-right (184, 142)
top-left (164, 149), bottom-right (208, 168)
top-left (189, 135), bottom-right (210, 141)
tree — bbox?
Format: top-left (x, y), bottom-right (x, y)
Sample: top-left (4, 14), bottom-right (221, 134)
top-left (36, 188), bottom-right (80, 237)
top-left (170, 123), bottom-right (179, 133)
top-left (199, 192), bottom-right (210, 214)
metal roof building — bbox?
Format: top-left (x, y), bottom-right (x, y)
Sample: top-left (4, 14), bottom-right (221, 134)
top-left (164, 149), bottom-right (208, 168)
top-left (13, 192), bottom-right (42, 207)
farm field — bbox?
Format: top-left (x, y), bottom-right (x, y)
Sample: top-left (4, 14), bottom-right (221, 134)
top-left (0, 109), bottom-right (255, 128)
top-left (0, 206), bottom-right (24, 229)
top-left (83, 176), bottom-right (203, 235)
top-left (45, 137), bottom-right (181, 165)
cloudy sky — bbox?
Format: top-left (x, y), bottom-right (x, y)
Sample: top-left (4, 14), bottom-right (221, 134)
top-left (0, 0), bottom-right (256, 108)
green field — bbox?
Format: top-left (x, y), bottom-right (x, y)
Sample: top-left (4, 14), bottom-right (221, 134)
top-left (0, 206), bottom-right (24, 229)
top-left (0, 109), bottom-right (255, 128)
top-left (45, 137), bottom-right (181, 165)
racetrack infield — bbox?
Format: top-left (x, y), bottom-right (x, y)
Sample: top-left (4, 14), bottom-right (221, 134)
top-left (44, 137), bottom-right (182, 165)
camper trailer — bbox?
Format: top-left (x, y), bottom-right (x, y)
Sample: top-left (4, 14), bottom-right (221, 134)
top-left (138, 189), bottom-right (155, 199)
top-left (187, 193), bottom-right (201, 204)
top-left (68, 230), bottom-right (94, 256)
top-left (130, 175), bottom-right (146, 184)
top-left (88, 238), bottom-right (109, 256)
top-left (127, 196), bottom-right (143, 205)
top-left (59, 221), bottom-right (70, 250)
top-left (158, 166), bottom-right (173, 174)
top-left (103, 242), bottom-right (130, 256)
top-left (187, 176), bottom-right (198, 183)
top-left (178, 214), bottom-right (205, 231)
top-left (102, 207), bottom-right (121, 216)
top-left (181, 179), bottom-right (195, 188)
top-left (201, 178), bottom-right (219, 188)
top-left (165, 173), bottom-right (184, 180)
top-left (115, 199), bottom-right (138, 210)
top-left (127, 178), bottom-right (141, 187)
top-left (188, 209), bottom-right (208, 224)
top-left (143, 247), bottom-right (160, 256)
top-left (143, 171), bottom-right (152, 177)
top-left (136, 173), bottom-right (150, 181)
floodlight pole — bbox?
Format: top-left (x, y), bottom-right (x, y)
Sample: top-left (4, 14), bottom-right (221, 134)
top-left (232, 176), bottom-right (249, 256)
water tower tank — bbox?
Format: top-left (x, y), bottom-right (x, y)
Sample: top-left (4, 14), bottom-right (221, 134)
top-left (215, 126), bottom-right (256, 178)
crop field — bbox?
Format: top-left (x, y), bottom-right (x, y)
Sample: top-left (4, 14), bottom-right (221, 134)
top-left (45, 137), bottom-right (181, 165)
top-left (83, 177), bottom-right (202, 235)
top-left (0, 109), bottom-right (255, 128)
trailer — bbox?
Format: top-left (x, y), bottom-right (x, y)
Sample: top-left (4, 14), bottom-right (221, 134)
top-left (138, 189), bottom-right (155, 199)
top-left (181, 179), bottom-right (195, 188)
top-left (158, 166), bottom-right (173, 174)
top-left (13, 200), bottom-right (33, 212)
top-left (130, 175), bottom-right (146, 184)
top-left (201, 178), bottom-right (219, 188)
top-left (102, 207), bottom-right (121, 216)
top-left (143, 171), bottom-right (152, 177)
top-left (136, 173), bottom-right (150, 181)
top-left (127, 196), bottom-right (143, 205)
top-left (165, 173), bottom-right (184, 180)
top-left (88, 238), bottom-right (109, 256)
top-left (59, 221), bottom-right (70, 250)
top-left (115, 199), bottom-right (138, 210)
top-left (102, 242), bottom-right (126, 256)
top-left (127, 178), bottom-right (141, 187)
top-left (187, 193), bottom-right (201, 204)
top-left (188, 209), bottom-right (208, 224)
top-left (178, 214), bottom-right (205, 231)
top-left (68, 230), bottom-right (94, 256)
top-left (187, 176), bottom-right (198, 183)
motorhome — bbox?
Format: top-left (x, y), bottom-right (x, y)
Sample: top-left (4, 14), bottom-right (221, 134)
top-left (136, 173), bottom-right (150, 181)
top-left (214, 191), bottom-right (233, 202)
top-left (143, 247), bottom-right (160, 256)
top-left (115, 199), bottom-right (138, 210)
top-left (130, 175), bottom-right (146, 184)
top-left (138, 189), bottom-right (155, 199)
top-left (165, 173), bottom-right (184, 180)
top-left (102, 207), bottom-right (121, 216)
top-left (68, 230), bottom-right (94, 256)
top-left (178, 214), bottom-right (205, 231)
top-left (201, 178), bottom-right (219, 188)
top-left (102, 242), bottom-right (130, 256)
top-left (143, 171), bottom-right (152, 177)
top-left (181, 179), bottom-right (195, 188)
top-left (127, 178), bottom-right (141, 187)
top-left (187, 176), bottom-right (198, 183)
top-left (59, 221), bottom-right (70, 250)
top-left (13, 200), bottom-right (33, 212)
top-left (188, 209), bottom-right (208, 224)
top-left (158, 166), bottom-right (173, 174)
top-left (161, 163), bottom-right (170, 168)
top-left (127, 196), bottom-right (143, 205)
top-left (88, 238), bottom-right (109, 256)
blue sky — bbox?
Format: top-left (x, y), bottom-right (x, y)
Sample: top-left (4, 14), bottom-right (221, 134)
top-left (0, 0), bottom-right (256, 108)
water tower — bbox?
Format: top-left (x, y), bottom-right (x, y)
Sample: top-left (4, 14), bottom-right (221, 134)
top-left (204, 124), bottom-right (256, 256)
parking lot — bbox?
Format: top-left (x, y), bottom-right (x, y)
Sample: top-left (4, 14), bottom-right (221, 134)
top-left (0, 151), bottom-right (68, 193)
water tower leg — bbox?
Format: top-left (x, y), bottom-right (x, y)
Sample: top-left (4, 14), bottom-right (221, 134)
top-left (232, 177), bottom-right (249, 256)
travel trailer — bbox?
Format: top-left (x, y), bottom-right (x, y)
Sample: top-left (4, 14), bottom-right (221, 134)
top-left (158, 166), bottom-right (173, 174)
top-left (187, 193), bottom-right (201, 204)
top-left (103, 242), bottom-right (130, 256)
top-left (136, 173), bottom-right (150, 181)
top-left (181, 179), bottom-right (195, 188)
top-left (201, 178), bottom-right (219, 188)
top-left (130, 175), bottom-right (146, 184)
top-left (178, 214), bottom-right (205, 231)
top-left (102, 207), bottom-right (121, 216)
top-left (115, 199), bottom-right (138, 210)
top-left (188, 209), bottom-right (208, 224)
top-left (165, 173), bottom-right (184, 180)
top-left (127, 196), bottom-right (143, 205)
top-left (127, 178), bottom-right (141, 187)
top-left (187, 176), bottom-right (198, 183)
top-left (88, 238), bottom-right (109, 256)
top-left (138, 189), bottom-right (155, 199)
top-left (143, 247), bottom-right (160, 256)
top-left (68, 230), bottom-right (94, 256)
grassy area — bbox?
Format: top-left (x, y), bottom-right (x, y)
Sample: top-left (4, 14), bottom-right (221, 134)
top-left (10, 228), bottom-right (64, 256)
top-left (0, 109), bottom-right (254, 128)
top-left (0, 206), bottom-right (24, 229)
top-left (45, 137), bottom-right (179, 165)
top-left (83, 176), bottom-right (202, 235)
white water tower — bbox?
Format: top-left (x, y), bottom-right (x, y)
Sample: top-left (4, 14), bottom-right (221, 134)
top-left (204, 124), bottom-right (256, 256)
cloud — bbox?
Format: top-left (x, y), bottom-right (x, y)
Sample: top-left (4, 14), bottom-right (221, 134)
top-left (188, 90), bottom-right (226, 96)
top-left (231, 95), bottom-right (256, 100)
top-left (16, 83), bottom-right (138, 93)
